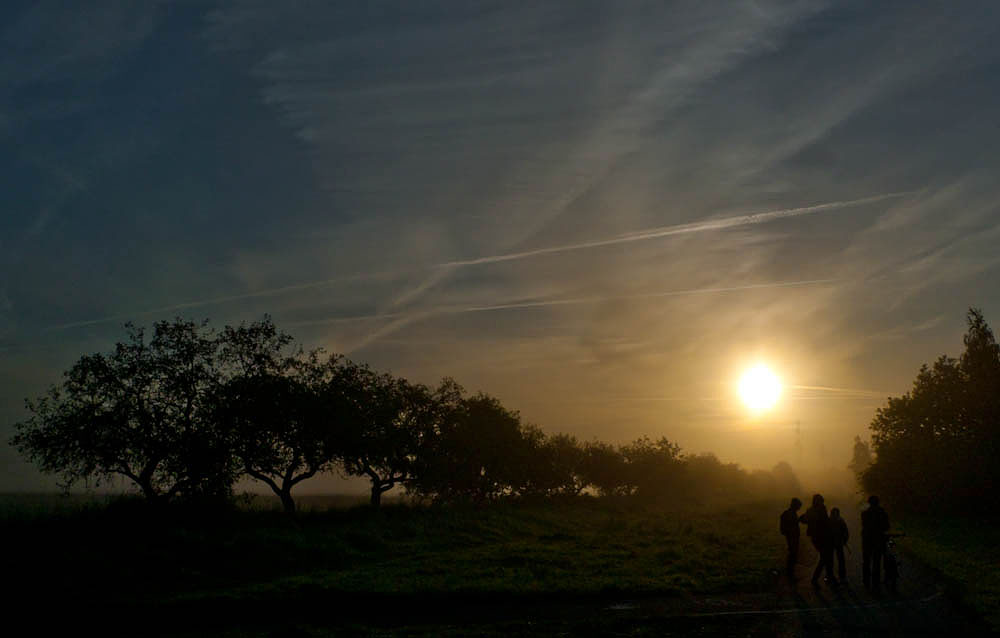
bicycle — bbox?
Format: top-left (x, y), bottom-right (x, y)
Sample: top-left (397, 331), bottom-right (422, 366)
top-left (884, 532), bottom-right (906, 593)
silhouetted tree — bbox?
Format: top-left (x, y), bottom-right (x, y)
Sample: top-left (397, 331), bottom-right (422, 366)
top-left (11, 319), bottom-right (234, 502)
top-left (681, 452), bottom-right (748, 501)
top-left (339, 370), bottom-right (444, 506)
top-left (771, 460), bottom-right (802, 496)
top-left (620, 436), bottom-right (683, 499)
top-left (863, 308), bottom-right (1000, 510)
top-left (215, 318), bottom-right (350, 514)
top-left (412, 387), bottom-right (540, 502)
top-left (848, 436), bottom-right (872, 482)
top-left (535, 433), bottom-right (587, 496)
top-left (578, 440), bottom-right (630, 496)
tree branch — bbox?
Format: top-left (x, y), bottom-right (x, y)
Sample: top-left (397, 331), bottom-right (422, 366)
top-left (246, 466), bottom-right (282, 496)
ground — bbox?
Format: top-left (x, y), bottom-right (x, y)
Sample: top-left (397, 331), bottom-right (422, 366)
top-left (3, 496), bottom-right (992, 636)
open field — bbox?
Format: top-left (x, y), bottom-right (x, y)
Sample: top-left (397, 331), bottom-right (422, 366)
top-left (2, 493), bottom-right (991, 636)
top-left (898, 514), bottom-right (1000, 630)
top-left (3, 495), bottom-right (780, 630)
top-left (3, 494), bottom-right (784, 601)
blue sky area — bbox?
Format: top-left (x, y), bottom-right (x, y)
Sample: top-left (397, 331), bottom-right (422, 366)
top-left (3, 1), bottom-right (1000, 490)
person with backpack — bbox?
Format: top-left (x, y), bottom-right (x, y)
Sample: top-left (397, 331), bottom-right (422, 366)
top-left (829, 507), bottom-right (850, 582)
top-left (799, 493), bottom-right (836, 586)
top-left (780, 497), bottom-right (803, 579)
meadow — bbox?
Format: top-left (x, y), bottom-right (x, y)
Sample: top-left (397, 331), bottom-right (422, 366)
top-left (7, 492), bottom-right (995, 636)
top-left (3, 493), bottom-right (785, 635)
top-left (898, 514), bottom-right (1000, 630)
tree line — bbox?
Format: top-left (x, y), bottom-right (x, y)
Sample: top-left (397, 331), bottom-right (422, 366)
top-left (11, 317), bottom-right (801, 514)
top-left (860, 308), bottom-right (1000, 512)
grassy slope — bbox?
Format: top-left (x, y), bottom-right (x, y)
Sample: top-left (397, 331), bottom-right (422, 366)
top-left (897, 514), bottom-right (1000, 630)
top-left (201, 498), bottom-right (783, 602)
top-left (2, 495), bottom-right (783, 609)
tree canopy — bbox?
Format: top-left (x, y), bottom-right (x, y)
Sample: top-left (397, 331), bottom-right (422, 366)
top-left (862, 308), bottom-right (1000, 511)
top-left (11, 319), bottom-right (233, 501)
top-left (13, 316), bottom-right (803, 513)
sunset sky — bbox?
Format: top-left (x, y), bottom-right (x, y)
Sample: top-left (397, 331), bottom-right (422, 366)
top-left (3, 1), bottom-right (1000, 491)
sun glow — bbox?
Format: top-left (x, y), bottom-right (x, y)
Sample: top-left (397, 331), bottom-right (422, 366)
top-left (738, 364), bottom-right (782, 412)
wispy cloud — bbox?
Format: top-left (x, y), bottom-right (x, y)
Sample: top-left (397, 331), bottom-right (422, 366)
top-left (6, 1), bottom-right (1000, 480)
top-left (44, 191), bottom-right (894, 333)
top-left (788, 385), bottom-right (891, 399)
top-left (442, 192), bottom-right (911, 268)
top-left (286, 278), bottom-right (839, 335)
top-left (47, 270), bottom-right (401, 331)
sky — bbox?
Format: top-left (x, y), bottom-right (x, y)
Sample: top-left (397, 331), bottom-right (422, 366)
top-left (3, 1), bottom-right (1000, 492)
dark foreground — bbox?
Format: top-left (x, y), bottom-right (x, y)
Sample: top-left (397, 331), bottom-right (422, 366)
top-left (156, 541), bottom-right (986, 637)
top-left (2, 496), bottom-right (993, 636)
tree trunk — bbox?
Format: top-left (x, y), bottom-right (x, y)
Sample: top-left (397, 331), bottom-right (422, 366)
top-left (370, 484), bottom-right (382, 507)
top-left (138, 480), bottom-right (159, 501)
top-left (279, 487), bottom-right (296, 515)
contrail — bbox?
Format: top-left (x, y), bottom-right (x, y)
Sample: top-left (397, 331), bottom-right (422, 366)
top-left (47, 191), bottom-right (908, 332)
top-left (788, 384), bottom-right (892, 398)
top-left (440, 192), bottom-right (912, 267)
top-left (48, 271), bottom-right (400, 331)
top-left (340, 191), bottom-right (907, 347)
top-left (463, 279), bottom-right (838, 313)
top-left (342, 313), bottom-right (429, 354)
top-left (287, 278), bottom-right (838, 331)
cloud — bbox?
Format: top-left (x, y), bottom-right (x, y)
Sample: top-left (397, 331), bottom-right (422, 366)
top-left (7, 2), bottom-right (1000, 484)
top-left (42, 187), bottom-right (889, 334)
top-left (441, 192), bottom-right (911, 267)
top-left (285, 278), bottom-right (839, 337)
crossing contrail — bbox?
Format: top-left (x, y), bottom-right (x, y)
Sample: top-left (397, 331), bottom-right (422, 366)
top-left (47, 191), bottom-right (910, 332)
top-left (286, 278), bottom-right (839, 332)
top-left (440, 191), bottom-right (912, 267)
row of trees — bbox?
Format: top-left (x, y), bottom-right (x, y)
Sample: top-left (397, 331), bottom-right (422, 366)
top-left (860, 308), bottom-right (1000, 511)
top-left (12, 317), bottom-right (800, 514)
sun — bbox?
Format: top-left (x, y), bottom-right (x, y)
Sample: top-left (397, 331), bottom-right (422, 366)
top-left (738, 364), bottom-right (782, 412)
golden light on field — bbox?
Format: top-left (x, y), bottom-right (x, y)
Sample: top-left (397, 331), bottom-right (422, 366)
top-left (738, 364), bottom-right (782, 412)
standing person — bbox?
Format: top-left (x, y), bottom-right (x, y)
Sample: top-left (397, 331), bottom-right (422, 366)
top-left (780, 497), bottom-right (803, 579)
top-left (799, 493), bottom-right (836, 586)
top-left (829, 507), bottom-right (849, 582)
top-left (861, 495), bottom-right (890, 591)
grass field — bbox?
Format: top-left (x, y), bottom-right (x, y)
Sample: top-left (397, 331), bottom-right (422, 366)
top-left (897, 514), bottom-right (1000, 630)
top-left (6, 493), bottom-right (996, 636)
top-left (2, 493), bottom-right (784, 634)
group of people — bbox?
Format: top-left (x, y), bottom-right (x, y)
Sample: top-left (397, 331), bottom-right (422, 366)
top-left (780, 494), bottom-right (891, 590)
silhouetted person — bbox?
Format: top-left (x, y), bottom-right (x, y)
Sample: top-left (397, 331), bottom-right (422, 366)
top-left (862, 495), bottom-right (890, 591)
top-left (799, 493), bottom-right (835, 585)
top-left (829, 507), bottom-right (849, 582)
top-left (780, 497), bottom-right (803, 579)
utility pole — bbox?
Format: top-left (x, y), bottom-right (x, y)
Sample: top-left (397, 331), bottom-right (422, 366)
top-left (795, 420), bottom-right (802, 470)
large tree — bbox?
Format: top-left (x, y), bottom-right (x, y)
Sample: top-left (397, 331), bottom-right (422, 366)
top-left (620, 436), bottom-right (683, 500)
top-left (215, 318), bottom-right (352, 514)
top-left (338, 370), bottom-right (446, 507)
top-left (863, 308), bottom-right (1000, 510)
top-left (847, 436), bottom-right (872, 479)
top-left (527, 432), bottom-right (587, 497)
top-left (11, 319), bottom-right (234, 501)
top-left (578, 440), bottom-right (630, 496)
top-left (410, 385), bottom-right (543, 503)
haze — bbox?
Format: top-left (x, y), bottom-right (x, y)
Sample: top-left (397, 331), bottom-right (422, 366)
top-left (3, 1), bottom-right (999, 492)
